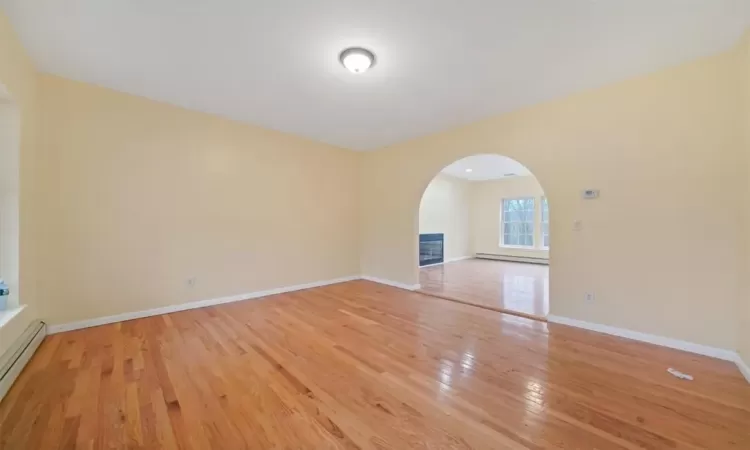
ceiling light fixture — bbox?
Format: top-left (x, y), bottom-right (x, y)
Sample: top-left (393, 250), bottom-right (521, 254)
top-left (339, 47), bottom-right (376, 74)
top-left (465, 169), bottom-right (473, 173)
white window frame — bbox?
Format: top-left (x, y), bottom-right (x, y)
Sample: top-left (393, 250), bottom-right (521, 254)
top-left (500, 197), bottom-right (535, 248)
top-left (541, 197), bottom-right (550, 249)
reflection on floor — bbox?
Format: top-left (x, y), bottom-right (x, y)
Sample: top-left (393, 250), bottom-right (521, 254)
top-left (2, 280), bottom-right (748, 448)
top-left (419, 258), bottom-right (549, 319)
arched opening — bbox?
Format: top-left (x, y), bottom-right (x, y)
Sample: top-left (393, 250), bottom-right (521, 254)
top-left (416, 154), bottom-right (549, 320)
top-left (0, 82), bottom-right (21, 313)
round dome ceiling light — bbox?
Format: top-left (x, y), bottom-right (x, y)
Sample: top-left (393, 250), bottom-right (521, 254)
top-left (339, 47), bottom-right (376, 74)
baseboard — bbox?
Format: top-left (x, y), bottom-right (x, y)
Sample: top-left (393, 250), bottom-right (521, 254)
top-left (449, 256), bottom-right (473, 263)
top-left (547, 315), bottom-right (737, 361)
top-left (361, 276), bottom-right (420, 291)
top-left (475, 253), bottom-right (549, 265)
top-left (0, 321), bottom-right (46, 401)
top-left (47, 275), bottom-right (360, 334)
top-left (736, 355), bottom-right (750, 383)
top-left (420, 256), bottom-right (472, 268)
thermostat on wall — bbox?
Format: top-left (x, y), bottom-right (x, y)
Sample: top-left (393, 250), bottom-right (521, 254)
top-left (582, 189), bottom-right (600, 199)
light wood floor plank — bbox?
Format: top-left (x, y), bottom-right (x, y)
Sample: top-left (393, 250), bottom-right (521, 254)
top-left (1, 280), bottom-right (748, 449)
top-left (419, 259), bottom-right (549, 319)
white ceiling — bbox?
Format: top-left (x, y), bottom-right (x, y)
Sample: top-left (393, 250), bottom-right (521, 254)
top-left (442, 154), bottom-right (531, 181)
top-left (2, 1), bottom-right (749, 151)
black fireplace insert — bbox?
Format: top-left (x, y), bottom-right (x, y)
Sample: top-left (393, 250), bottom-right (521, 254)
top-left (419, 233), bottom-right (444, 267)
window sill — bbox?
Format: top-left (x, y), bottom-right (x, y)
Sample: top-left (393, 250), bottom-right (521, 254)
top-left (0, 304), bottom-right (26, 329)
top-left (499, 245), bottom-right (549, 251)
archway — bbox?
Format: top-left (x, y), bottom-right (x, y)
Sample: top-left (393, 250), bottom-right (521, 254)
top-left (415, 154), bottom-right (550, 320)
top-left (0, 82), bottom-right (20, 312)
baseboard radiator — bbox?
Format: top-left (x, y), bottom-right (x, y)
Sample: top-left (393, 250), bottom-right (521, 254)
top-left (475, 253), bottom-right (549, 265)
top-left (0, 320), bottom-right (46, 401)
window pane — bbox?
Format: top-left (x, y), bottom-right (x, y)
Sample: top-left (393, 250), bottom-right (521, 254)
top-left (501, 197), bottom-right (536, 248)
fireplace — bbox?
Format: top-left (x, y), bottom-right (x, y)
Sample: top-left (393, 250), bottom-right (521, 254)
top-left (419, 233), bottom-right (444, 267)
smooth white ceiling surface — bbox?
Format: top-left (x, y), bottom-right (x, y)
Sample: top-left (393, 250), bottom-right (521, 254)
top-left (442, 155), bottom-right (531, 181)
top-left (2, 1), bottom-right (749, 150)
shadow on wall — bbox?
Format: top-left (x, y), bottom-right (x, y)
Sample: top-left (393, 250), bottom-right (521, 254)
top-left (0, 82), bottom-right (20, 311)
top-left (417, 153), bottom-right (550, 266)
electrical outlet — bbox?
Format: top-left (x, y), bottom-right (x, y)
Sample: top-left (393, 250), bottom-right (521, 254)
top-left (187, 277), bottom-right (197, 288)
top-left (585, 292), bottom-right (595, 303)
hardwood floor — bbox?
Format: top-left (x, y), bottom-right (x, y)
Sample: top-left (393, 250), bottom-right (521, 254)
top-left (1, 280), bottom-right (748, 449)
top-left (420, 259), bottom-right (549, 319)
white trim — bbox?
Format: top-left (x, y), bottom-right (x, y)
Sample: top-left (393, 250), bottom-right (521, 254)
top-left (361, 276), bottom-right (420, 291)
top-left (0, 304), bottom-right (26, 329)
top-left (498, 244), bottom-right (537, 250)
top-left (47, 276), bottom-right (360, 334)
top-left (497, 243), bottom-right (549, 252)
top-left (547, 315), bottom-right (737, 361)
top-left (736, 355), bottom-right (750, 384)
top-left (419, 256), bottom-right (473, 268)
top-left (447, 256), bottom-right (472, 263)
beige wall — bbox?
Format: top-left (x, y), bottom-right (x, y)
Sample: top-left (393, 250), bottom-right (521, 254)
top-left (470, 176), bottom-right (548, 260)
top-left (361, 48), bottom-right (746, 350)
top-left (741, 32), bottom-right (750, 368)
top-left (35, 75), bottom-right (360, 325)
top-left (418, 174), bottom-right (471, 261)
top-left (1, 8), bottom-right (749, 365)
top-left (0, 14), bottom-right (41, 357)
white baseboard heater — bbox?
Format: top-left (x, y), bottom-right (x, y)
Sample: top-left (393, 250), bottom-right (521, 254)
top-left (475, 253), bottom-right (549, 265)
top-left (0, 320), bottom-right (46, 401)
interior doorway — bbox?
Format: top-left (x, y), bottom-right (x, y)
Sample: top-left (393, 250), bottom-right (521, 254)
top-left (416, 154), bottom-right (549, 320)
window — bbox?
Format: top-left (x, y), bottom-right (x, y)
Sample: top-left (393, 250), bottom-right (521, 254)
top-left (541, 197), bottom-right (549, 248)
top-left (502, 198), bottom-right (535, 247)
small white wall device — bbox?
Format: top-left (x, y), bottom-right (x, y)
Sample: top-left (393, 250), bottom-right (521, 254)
top-left (582, 189), bottom-right (600, 199)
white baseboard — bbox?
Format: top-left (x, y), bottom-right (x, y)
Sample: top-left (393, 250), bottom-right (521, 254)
top-left (420, 256), bottom-right (472, 268)
top-left (449, 256), bottom-right (473, 263)
top-left (47, 275), bottom-right (360, 334)
top-left (547, 315), bottom-right (750, 384)
top-left (547, 315), bottom-right (737, 361)
top-left (737, 355), bottom-right (750, 383)
top-left (361, 276), bottom-right (420, 291)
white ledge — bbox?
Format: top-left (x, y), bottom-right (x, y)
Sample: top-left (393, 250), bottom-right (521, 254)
top-left (0, 304), bottom-right (26, 329)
